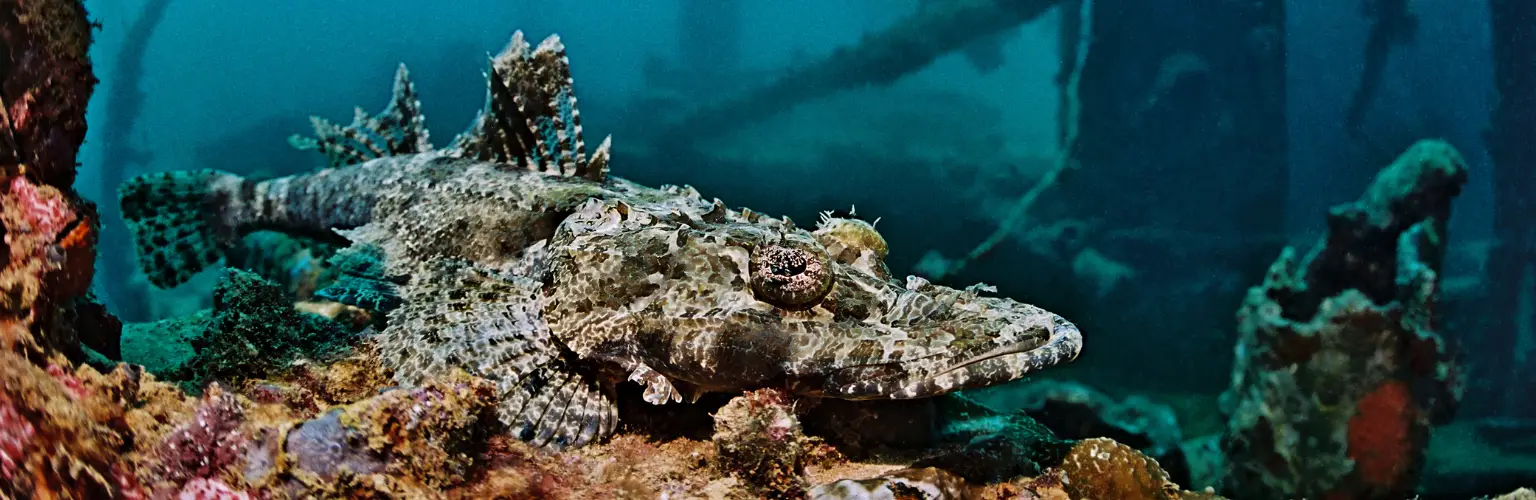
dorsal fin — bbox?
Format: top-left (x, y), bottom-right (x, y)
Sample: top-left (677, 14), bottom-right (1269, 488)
top-left (449, 31), bottom-right (611, 182)
top-left (289, 64), bottom-right (433, 167)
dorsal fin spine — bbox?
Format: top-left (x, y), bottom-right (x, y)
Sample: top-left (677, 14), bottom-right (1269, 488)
top-left (289, 62), bottom-right (434, 167)
top-left (449, 31), bottom-right (611, 182)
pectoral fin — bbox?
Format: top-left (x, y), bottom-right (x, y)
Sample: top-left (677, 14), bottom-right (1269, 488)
top-left (377, 259), bottom-right (617, 449)
top-left (627, 363), bottom-right (683, 405)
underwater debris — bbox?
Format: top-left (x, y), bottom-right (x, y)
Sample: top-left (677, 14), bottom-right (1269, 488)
top-left (1220, 139), bottom-right (1466, 498)
top-left (116, 29), bottom-right (1084, 452)
top-left (658, 0), bottom-right (1059, 143)
top-left (94, 0), bottom-right (173, 324)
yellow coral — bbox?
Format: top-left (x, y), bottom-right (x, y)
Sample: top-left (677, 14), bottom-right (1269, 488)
top-left (1059, 438), bottom-right (1183, 500)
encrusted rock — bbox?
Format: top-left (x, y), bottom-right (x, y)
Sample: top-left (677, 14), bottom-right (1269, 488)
top-left (1221, 140), bottom-right (1465, 498)
top-left (144, 384), bottom-right (247, 495)
top-left (713, 388), bottom-right (811, 498)
top-left (808, 467), bottom-right (971, 500)
top-left (240, 370), bottom-right (499, 496)
top-left (0, 351), bottom-right (135, 498)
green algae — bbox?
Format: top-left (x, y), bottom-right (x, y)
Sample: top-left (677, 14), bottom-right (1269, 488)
top-left (120, 269), bottom-right (355, 393)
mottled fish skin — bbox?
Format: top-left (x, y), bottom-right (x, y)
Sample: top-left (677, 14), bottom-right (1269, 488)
top-left (118, 31), bottom-right (1083, 450)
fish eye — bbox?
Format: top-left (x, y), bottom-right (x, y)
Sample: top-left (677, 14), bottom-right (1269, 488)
top-left (750, 242), bottom-right (833, 309)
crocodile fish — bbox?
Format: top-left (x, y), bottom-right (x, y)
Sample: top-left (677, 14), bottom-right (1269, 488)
top-left (118, 32), bottom-right (1083, 450)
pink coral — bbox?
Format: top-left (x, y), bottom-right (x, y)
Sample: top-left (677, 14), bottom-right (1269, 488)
top-left (0, 396), bottom-right (36, 480)
top-left (152, 386), bottom-right (247, 485)
top-left (9, 176), bottom-right (72, 238)
top-left (46, 363), bottom-right (87, 399)
top-left (177, 478), bottom-right (250, 500)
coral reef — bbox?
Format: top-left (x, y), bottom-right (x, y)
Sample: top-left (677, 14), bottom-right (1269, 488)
top-left (17, 339), bottom-right (1474, 499)
top-left (658, 0), bottom-right (1060, 143)
top-left (1, 176), bottom-right (103, 358)
top-left (239, 371), bottom-right (499, 497)
top-left (142, 386), bottom-right (247, 493)
top-left (1220, 139), bottom-right (1466, 498)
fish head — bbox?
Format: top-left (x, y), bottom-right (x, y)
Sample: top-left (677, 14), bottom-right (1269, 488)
top-left (543, 193), bottom-right (1082, 399)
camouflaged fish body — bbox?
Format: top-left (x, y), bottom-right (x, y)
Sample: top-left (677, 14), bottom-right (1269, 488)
top-left (119, 32), bottom-right (1084, 450)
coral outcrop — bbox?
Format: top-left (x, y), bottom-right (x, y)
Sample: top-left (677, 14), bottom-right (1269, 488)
top-left (1220, 139), bottom-right (1466, 498)
top-left (1, 0), bottom-right (112, 365)
top-left (1, 177), bottom-right (102, 357)
top-left (2, 0), bottom-right (96, 188)
top-left (239, 371), bottom-right (500, 497)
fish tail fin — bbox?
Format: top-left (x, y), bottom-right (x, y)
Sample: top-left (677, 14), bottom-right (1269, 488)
top-left (117, 170), bottom-right (247, 288)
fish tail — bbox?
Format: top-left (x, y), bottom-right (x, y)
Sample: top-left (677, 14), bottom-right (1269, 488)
top-left (118, 169), bottom-right (248, 288)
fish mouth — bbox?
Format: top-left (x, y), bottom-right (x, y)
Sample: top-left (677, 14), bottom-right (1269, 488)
top-left (932, 340), bottom-right (1053, 378)
top-left (835, 313), bottom-right (1084, 399)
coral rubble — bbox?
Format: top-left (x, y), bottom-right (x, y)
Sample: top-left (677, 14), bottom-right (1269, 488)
top-left (1220, 139), bottom-right (1466, 498)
